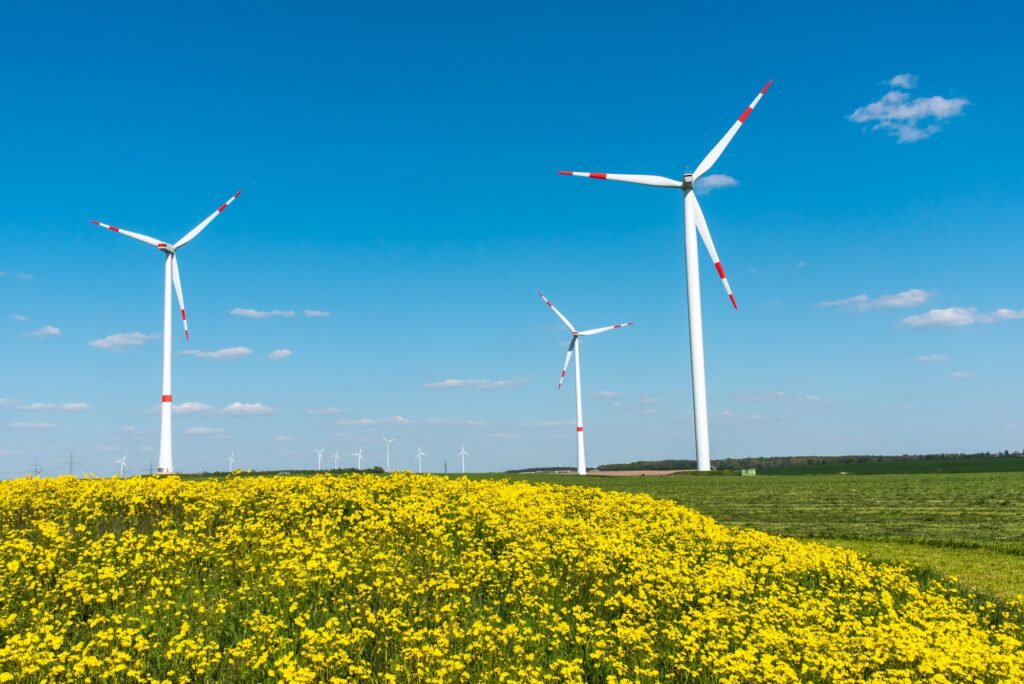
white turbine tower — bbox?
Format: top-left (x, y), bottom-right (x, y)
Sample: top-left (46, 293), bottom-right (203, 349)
top-left (415, 445), bottom-right (427, 473)
top-left (227, 451), bottom-right (236, 471)
top-left (558, 81), bottom-right (771, 471)
top-left (458, 444), bottom-right (470, 474)
top-left (332, 450), bottom-right (341, 470)
top-left (354, 447), bottom-right (364, 470)
top-left (91, 191), bottom-right (242, 475)
top-left (116, 453), bottom-right (127, 478)
top-left (313, 448), bottom-right (325, 471)
top-left (381, 437), bottom-right (396, 472)
top-left (538, 292), bottom-right (633, 475)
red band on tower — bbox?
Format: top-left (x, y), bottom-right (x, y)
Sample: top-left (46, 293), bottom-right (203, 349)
top-left (161, 395), bottom-right (172, 403)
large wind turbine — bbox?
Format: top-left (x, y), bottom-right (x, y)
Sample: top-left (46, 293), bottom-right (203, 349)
top-left (227, 451), bottom-right (237, 471)
top-left (381, 437), bottom-right (396, 472)
top-left (538, 292), bottom-right (633, 475)
top-left (116, 453), bottom-right (127, 478)
top-left (354, 447), bottom-right (364, 470)
top-left (458, 444), bottom-right (470, 474)
top-left (415, 445), bottom-right (427, 473)
top-left (332, 450), bottom-right (341, 470)
top-left (313, 448), bottom-right (325, 471)
top-left (558, 81), bottom-right (771, 471)
top-left (91, 191), bottom-right (242, 474)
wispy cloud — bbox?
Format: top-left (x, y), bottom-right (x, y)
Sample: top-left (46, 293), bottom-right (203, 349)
top-left (16, 402), bottom-right (90, 412)
top-left (917, 354), bottom-right (947, 363)
top-left (307, 406), bottom-right (345, 415)
top-left (849, 75), bottom-right (969, 143)
top-left (89, 331), bottom-right (160, 351)
top-left (12, 314), bottom-right (27, 322)
top-left (694, 174), bottom-right (739, 195)
top-left (902, 307), bottom-right (1024, 328)
top-left (303, 310), bottom-right (330, 318)
top-left (951, 371), bottom-right (974, 380)
top-left (595, 390), bottom-right (620, 398)
top-left (29, 325), bottom-right (61, 337)
top-left (186, 426), bottom-right (226, 436)
top-left (182, 346), bottom-right (252, 360)
top-left (820, 288), bottom-right (934, 311)
top-left (230, 308), bottom-right (295, 318)
top-left (739, 391), bottom-right (823, 403)
top-left (222, 402), bottom-right (276, 415)
top-left (173, 402), bottom-right (214, 414)
top-left (424, 378), bottom-right (523, 389)
top-left (11, 422), bottom-right (56, 430)
top-left (272, 435), bottom-right (294, 442)
top-left (268, 349), bottom-right (292, 361)
top-left (337, 416), bottom-right (411, 426)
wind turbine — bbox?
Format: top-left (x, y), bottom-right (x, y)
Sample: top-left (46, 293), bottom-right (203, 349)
top-left (354, 447), bottom-right (364, 470)
top-left (458, 444), bottom-right (470, 474)
top-left (415, 445), bottom-right (427, 473)
top-left (313, 448), bottom-right (325, 471)
top-left (91, 191), bottom-right (242, 474)
top-left (558, 81), bottom-right (771, 471)
top-left (116, 453), bottom-right (127, 478)
top-left (227, 451), bottom-right (236, 471)
top-left (332, 450), bottom-right (341, 470)
top-left (381, 437), bottom-right (396, 472)
top-left (538, 292), bottom-right (633, 475)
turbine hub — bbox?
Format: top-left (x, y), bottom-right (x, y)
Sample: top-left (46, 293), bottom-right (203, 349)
top-left (682, 173), bottom-right (694, 190)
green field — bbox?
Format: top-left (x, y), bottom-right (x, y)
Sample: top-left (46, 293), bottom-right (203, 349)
top-left (488, 471), bottom-right (1024, 599)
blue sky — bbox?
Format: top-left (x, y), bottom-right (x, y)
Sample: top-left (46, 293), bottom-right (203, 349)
top-left (2, 1), bottom-right (1022, 477)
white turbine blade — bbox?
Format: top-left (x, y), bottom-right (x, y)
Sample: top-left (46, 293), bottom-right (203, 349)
top-left (170, 255), bottom-right (190, 340)
top-left (90, 220), bottom-right (166, 249)
top-left (537, 291), bottom-right (575, 332)
top-left (558, 337), bottom-right (578, 391)
top-left (577, 321), bottom-right (634, 336)
top-left (557, 171), bottom-right (681, 188)
top-left (693, 197), bottom-right (737, 309)
top-left (693, 81), bottom-right (772, 181)
top-left (174, 190), bottom-right (242, 249)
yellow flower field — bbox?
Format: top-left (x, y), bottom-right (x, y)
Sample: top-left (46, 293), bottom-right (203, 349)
top-left (0, 473), bottom-right (1021, 683)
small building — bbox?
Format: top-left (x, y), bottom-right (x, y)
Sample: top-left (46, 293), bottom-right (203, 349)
top-left (740, 468), bottom-right (757, 476)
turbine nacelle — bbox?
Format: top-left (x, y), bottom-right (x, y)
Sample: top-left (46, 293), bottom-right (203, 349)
top-left (682, 174), bottom-right (694, 190)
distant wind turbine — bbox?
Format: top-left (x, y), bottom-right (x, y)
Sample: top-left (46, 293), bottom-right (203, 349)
top-left (381, 437), bottom-right (396, 472)
top-left (227, 451), bottom-right (236, 471)
top-left (416, 445), bottom-right (427, 473)
top-left (91, 190), bottom-right (242, 474)
top-left (116, 453), bottom-right (127, 478)
top-left (332, 450), bottom-right (341, 470)
top-left (458, 444), bottom-right (470, 474)
top-left (354, 447), bottom-right (364, 470)
top-left (313, 448), bottom-right (325, 471)
top-left (558, 81), bottom-right (771, 471)
top-left (537, 291), bottom-right (633, 475)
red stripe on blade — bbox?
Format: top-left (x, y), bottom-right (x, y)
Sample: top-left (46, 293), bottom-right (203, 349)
top-left (715, 262), bottom-right (726, 279)
top-left (738, 107), bottom-right (753, 123)
top-left (161, 395), bottom-right (172, 403)
top-left (557, 171), bottom-right (571, 175)
top-left (761, 80), bottom-right (773, 94)
top-left (589, 173), bottom-right (607, 179)
top-left (729, 294), bottom-right (738, 309)
top-left (218, 203), bottom-right (228, 212)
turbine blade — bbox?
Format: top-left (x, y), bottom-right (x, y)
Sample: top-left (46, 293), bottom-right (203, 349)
top-left (693, 197), bottom-right (737, 309)
top-left (90, 220), bottom-right (166, 249)
top-left (170, 255), bottom-right (190, 339)
top-left (538, 291), bottom-right (575, 332)
top-left (175, 190), bottom-right (242, 249)
top-left (577, 321), bottom-right (635, 335)
top-left (693, 80), bottom-right (772, 181)
top-left (557, 171), bottom-right (682, 188)
top-left (558, 337), bottom-right (578, 390)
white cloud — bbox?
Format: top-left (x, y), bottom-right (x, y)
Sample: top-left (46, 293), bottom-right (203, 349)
top-left (901, 307), bottom-right (1024, 328)
top-left (523, 420), bottom-right (574, 428)
top-left (738, 391), bottom-right (823, 404)
top-left (887, 73), bottom-right (919, 89)
top-left (268, 349), bottom-right (292, 361)
top-left (694, 174), bottom-right (739, 195)
top-left (640, 397), bottom-right (663, 404)
top-left (303, 310), bottom-right (331, 318)
top-left (595, 390), bottom-right (620, 398)
top-left (820, 288), bottom-right (933, 311)
top-left (307, 406), bottom-right (345, 415)
top-left (61, 402), bottom-right (90, 412)
top-left (0, 449), bottom-right (17, 456)
top-left (849, 79), bottom-right (969, 142)
top-left (222, 402), bottom-right (276, 415)
top-left (917, 354), bottom-right (947, 363)
top-left (16, 402), bottom-right (54, 411)
top-left (337, 416), bottom-right (411, 426)
top-left (12, 314), bottom-right (27, 322)
top-left (174, 402), bottom-right (214, 414)
top-left (182, 346), bottom-right (252, 360)
top-left (0, 398), bottom-right (17, 406)
top-left (11, 422), bottom-right (56, 430)
top-left (89, 331), bottom-right (160, 351)
top-left (272, 435), bottom-right (294, 442)
top-left (230, 308), bottom-right (295, 318)
top-left (30, 325), bottom-right (61, 337)
top-left (951, 371), bottom-right (974, 380)
top-left (424, 378), bottom-right (523, 389)
top-left (186, 427), bottom-right (226, 436)
top-left (19, 402), bottom-right (91, 412)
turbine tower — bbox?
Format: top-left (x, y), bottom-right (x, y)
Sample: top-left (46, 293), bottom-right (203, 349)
top-left (558, 81), bottom-right (770, 471)
top-left (332, 450), bottom-right (341, 470)
top-left (458, 444), bottom-right (470, 474)
top-left (415, 445), bottom-right (427, 473)
top-left (91, 191), bottom-right (242, 474)
top-left (538, 292), bottom-right (633, 475)
top-left (381, 437), bottom-right (396, 472)
top-left (313, 448), bottom-right (325, 471)
top-left (227, 451), bottom-right (236, 471)
top-left (116, 453), bottom-right (127, 478)
top-left (354, 447), bottom-right (364, 470)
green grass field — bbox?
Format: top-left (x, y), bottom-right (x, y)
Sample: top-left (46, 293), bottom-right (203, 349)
top-left (488, 471), bottom-right (1024, 599)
